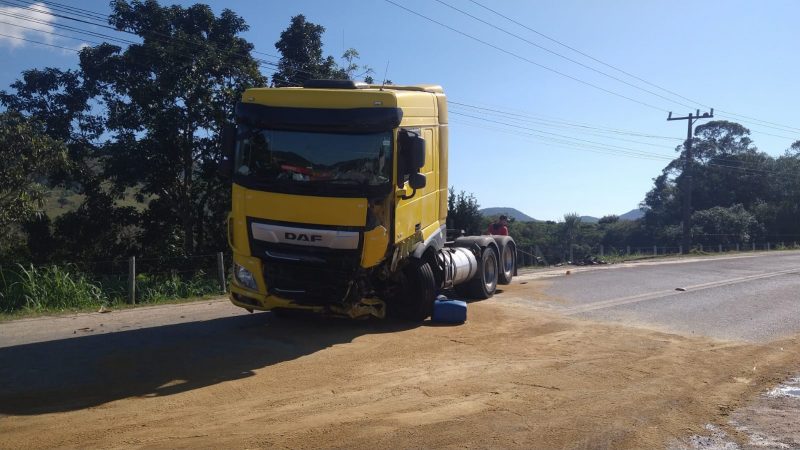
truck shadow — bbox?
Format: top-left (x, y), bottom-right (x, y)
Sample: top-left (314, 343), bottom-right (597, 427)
top-left (0, 312), bottom-right (414, 416)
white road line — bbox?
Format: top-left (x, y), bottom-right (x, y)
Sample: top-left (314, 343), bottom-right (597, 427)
top-left (562, 268), bottom-right (800, 315)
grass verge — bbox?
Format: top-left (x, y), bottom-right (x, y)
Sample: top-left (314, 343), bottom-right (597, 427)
top-left (0, 264), bottom-right (224, 320)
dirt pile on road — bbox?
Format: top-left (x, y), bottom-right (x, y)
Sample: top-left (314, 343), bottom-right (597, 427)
top-left (1, 295), bottom-right (798, 449)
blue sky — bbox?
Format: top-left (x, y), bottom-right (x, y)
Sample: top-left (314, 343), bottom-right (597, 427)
top-left (1, 0), bottom-right (798, 220)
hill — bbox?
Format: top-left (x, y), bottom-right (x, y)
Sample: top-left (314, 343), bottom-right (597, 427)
top-left (619, 208), bottom-right (645, 220)
top-left (480, 207), bottom-right (645, 223)
top-left (479, 207), bottom-right (536, 222)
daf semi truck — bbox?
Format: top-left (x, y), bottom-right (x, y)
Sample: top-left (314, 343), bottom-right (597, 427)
top-left (222, 80), bottom-right (516, 320)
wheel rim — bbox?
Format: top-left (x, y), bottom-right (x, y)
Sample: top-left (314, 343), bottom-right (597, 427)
top-left (502, 246), bottom-right (514, 275)
top-left (484, 251), bottom-right (497, 291)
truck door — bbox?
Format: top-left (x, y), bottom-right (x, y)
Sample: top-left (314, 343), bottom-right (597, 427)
top-left (395, 128), bottom-right (438, 244)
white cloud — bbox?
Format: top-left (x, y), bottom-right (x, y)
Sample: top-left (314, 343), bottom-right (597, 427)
top-left (0, 2), bottom-right (56, 49)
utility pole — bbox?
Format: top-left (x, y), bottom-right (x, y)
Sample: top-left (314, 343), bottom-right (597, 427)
top-left (668, 108), bottom-right (713, 254)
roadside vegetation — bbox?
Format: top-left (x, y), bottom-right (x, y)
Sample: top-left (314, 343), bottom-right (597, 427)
top-left (0, 263), bottom-right (220, 317)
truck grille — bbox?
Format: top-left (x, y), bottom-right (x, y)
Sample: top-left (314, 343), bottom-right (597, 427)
top-left (253, 241), bottom-right (361, 306)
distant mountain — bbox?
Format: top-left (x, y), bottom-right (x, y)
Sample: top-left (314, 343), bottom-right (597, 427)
top-left (619, 208), bottom-right (645, 220)
top-left (480, 207), bottom-right (536, 222)
top-left (581, 209), bottom-right (643, 223)
top-left (480, 207), bottom-right (645, 223)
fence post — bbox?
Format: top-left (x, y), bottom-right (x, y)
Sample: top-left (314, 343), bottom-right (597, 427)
top-left (736, 243), bottom-right (740, 252)
top-left (653, 245), bottom-right (657, 256)
top-left (718, 244), bottom-right (722, 253)
top-left (752, 242), bottom-right (756, 251)
top-left (600, 245), bottom-right (604, 258)
top-left (626, 245), bottom-right (630, 256)
top-left (128, 256), bottom-right (136, 305)
top-left (767, 242), bottom-right (771, 251)
top-left (679, 244), bottom-right (683, 254)
top-left (216, 252), bottom-right (226, 294)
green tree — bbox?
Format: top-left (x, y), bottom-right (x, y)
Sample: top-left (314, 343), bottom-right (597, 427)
top-left (0, 67), bottom-right (104, 193)
top-left (340, 48), bottom-right (373, 81)
top-left (447, 187), bottom-right (482, 235)
top-left (80, 0), bottom-right (266, 255)
top-left (692, 204), bottom-right (756, 245)
top-left (0, 112), bottom-right (68, 229)
top-left (272, 15), bottom-right (346, 87)
top-left (642, 120), bottom-right (779, 244)
top-left (598, 214), bottom-right (619, 224)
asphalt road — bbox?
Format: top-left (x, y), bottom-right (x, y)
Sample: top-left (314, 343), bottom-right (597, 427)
top-left (1, 251), bottom-right (799, 448)
top-left (512, 250), bottom-right (800, 342)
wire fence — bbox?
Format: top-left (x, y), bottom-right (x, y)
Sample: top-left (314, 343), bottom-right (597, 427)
top-left (0, 252), bottom-right (230, 313)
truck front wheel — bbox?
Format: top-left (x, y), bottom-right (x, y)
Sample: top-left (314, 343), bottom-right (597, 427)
top-left (456, 246), bottom-right (498, 299)
top-left (392, 259), bottom-right (436, 321)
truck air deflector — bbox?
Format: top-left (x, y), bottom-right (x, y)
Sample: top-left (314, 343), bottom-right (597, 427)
top-left (235, 102), bottom-right (403, 134)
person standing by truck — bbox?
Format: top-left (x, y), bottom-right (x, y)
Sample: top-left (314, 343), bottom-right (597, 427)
top-left (487, 215), bottom-right (509, 236)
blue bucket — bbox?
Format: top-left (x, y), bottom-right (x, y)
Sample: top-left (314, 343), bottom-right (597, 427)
top-left (432, 296), bottom-right (467, 324)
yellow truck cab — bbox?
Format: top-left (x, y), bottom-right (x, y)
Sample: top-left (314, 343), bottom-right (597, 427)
top-left (222, 80), bottom-right (515, 320)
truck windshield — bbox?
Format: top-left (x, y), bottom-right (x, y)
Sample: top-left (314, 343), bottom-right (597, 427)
top-left (234, 126), bottom-right (393, 194)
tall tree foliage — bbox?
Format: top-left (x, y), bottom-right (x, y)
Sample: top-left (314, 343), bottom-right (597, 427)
top-left (272, 14), bottom-right (371, 87)
top-left (80, 0), bottom-right (265, 255)
top-left (447, 188), bottom-right (482, 235)
top-left (0, 112), bottom-right (68, 229)
top-left (643, 120), bottom-right (800, 245)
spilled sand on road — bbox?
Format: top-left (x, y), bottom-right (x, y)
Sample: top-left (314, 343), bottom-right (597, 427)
top-left (1, 284), bottom-right (799, 449)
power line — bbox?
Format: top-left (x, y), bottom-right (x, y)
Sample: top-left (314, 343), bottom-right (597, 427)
top-left (452, 113), bottom-right (780, 175)
top-left (452, 118), bottom-right (673, 162)
top-left (0, 30), bottom-right (78, 51)
top-left (0, 19), bottom-right (102, 45)
top-left (32, 0), bottom-right (108, 22)
top-left (383, 0), bottom-right (667, 112)
top-left (449, 106), bottom-right (677, 150)
top-left (0, 9), bottom-right (139, 45)
top-left (12, 0), bottom-right (288, 67)
top-left (451, 110), bottom-right (679, 157)
top-left (434, 0), bottom-right (698, 111)
top-left (468, 0), bottom-right (800, 135)
top-left (449, 100), bottom-right (683, 140)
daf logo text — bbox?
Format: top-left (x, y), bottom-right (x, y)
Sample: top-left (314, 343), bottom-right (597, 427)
top-left (284, 232), bottom-right (323, 242)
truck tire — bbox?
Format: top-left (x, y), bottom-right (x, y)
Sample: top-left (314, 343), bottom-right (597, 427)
top-left (498, 240), bottom-right (515, 285)
top-left (456, 246), bottom-right (498, 299)
top-left (394, 259), bottom-right (437, 321)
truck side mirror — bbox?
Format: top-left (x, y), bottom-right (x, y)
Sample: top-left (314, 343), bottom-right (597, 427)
top-left (409, 172), bottom-right (426, 189)
top-left (399, 129), bottom-right (426, 171)
top-left (408, 135), bottom-right (425, 170)
top-left (218, 123), bottom-right (236, 179)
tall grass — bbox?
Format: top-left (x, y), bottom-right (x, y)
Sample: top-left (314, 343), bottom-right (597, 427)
top-left (0, 264), bottom-right (107, 313)
top-left (135, 272), bottom-right (219, 303)
top-left (0, 265), bottom-right (221, 314)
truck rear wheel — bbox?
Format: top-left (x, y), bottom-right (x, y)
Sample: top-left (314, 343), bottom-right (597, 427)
top-left (498, 241), bottom-right (515, 285)
top-left (456, 246), bottom-right (498, 299)
top-left (393, 259), bottom-right (436, 321)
